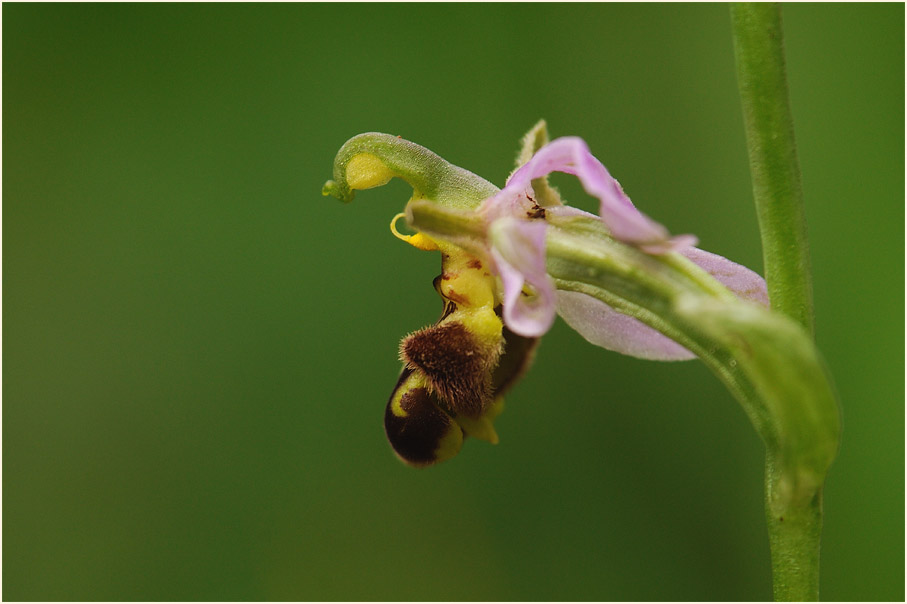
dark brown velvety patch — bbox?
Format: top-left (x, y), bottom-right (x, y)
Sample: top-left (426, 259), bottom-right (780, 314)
top-left (466, 258), bottom-right (483, 269)
top-left (400, 321), bottom-right (494, 417)
top-left (384, 386), bottom-right (456, 466)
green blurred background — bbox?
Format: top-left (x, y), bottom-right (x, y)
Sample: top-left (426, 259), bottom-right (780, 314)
top-left (3, 3), bottom-right (903, 601)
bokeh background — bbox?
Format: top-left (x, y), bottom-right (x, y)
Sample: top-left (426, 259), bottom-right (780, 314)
top-left (4, 3), bottom-right (903, 601)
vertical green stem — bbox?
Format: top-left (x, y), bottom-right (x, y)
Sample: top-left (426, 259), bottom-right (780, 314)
top-left (732, 4), bottom-right (824, 600)
top-left (731, 3), bottom-right (814, 336)
top-left (765, 457), bottom-right (823, 601)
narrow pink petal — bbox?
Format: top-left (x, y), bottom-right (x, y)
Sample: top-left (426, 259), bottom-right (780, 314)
top-left (488, 218), bottom-right (556, 337)
top-left (504, 137), bottom-right (696, 253)
top-left (478, 185), bottom-right (532, 224)
top-left (556, 290), bottom-right (696, 361)
top-left (543, 205), bottom-right (598, 220)
top-left (682, 247), bottom-right (769, 306)
top-left (555, 248), bottom-right (766, 360)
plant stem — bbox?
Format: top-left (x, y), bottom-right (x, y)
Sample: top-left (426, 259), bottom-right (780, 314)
top-left (731, 3), bottom-right (814, 336)
top-left (732, 5), bottom-right (825, 600)
top-left (765, 456), bottom-right (823, 601)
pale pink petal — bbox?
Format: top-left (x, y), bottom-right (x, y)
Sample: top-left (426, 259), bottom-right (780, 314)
top-left (478, 187), bottom-right (530, 224)
top-left (554, 248), bottom-right (768, 360)
top-left (488, 217), bottom-right (556, 337)
top-left (504, 137), bottom-right (696, 253)
top-left (543, 205), bottom-right (598, 220)
top-left (682, 247), bottom-right (769, 306)
top-left (556, 290), bottom-right (696, 361)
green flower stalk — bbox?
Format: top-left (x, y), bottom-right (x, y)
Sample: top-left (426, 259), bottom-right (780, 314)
top-left (322, 122), bottom-right (839, 599)
top-left (732, 3), bottom-right (814, 337)
top-left (732, 5), bottom-right (827, 598)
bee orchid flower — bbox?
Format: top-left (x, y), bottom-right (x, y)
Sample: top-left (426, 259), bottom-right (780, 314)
top-left (323, 122), bottom-right (835, 479)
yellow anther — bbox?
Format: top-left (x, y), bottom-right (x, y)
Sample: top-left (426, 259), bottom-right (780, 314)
top-left (390, 213), bottom-right (439, 251)
top-left (346, 153), bottom-right (394, 191)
